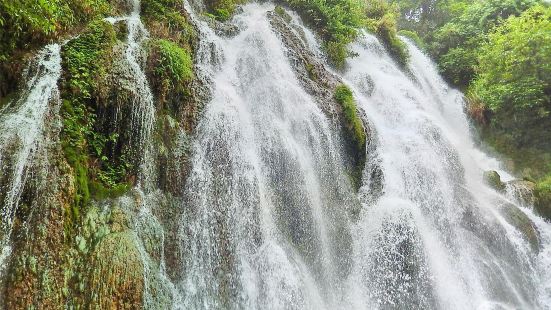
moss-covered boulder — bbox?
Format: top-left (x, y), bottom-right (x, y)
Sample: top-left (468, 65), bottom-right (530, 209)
top-left (505, 179), bottom-right (536, 207)
top-left (268, 10), bottom-right (367, 190)
top-left (483, 170), bottom-right (505, 191)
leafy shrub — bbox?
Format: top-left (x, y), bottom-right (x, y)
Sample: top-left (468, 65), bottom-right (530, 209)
top-left (429, 0), bottom-right (538, 87)
top-left (471, 5), bottom-right (551, 150)
top-left (155, 40), bottom-right (194, 86)
top-left (0, 0), bottom-right (113, 98)
top-left (203, 0), bottom-right (244, 21)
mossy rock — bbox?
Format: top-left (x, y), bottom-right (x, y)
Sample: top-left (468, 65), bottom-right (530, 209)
top-left (505, 180), bottom-right (536, 206)
top-left (483, 170), bottom-right (505, 191)
top-left (534, 176), bottom-right (551, 221)
top-left (334, 84), bottom-right (366, 189)
top-left (86, 230), bottom-right (144, 309)
top-left (498, 202), bottom-right (540, 252)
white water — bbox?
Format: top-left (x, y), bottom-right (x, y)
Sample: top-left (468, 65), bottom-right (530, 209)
top-left (105, 1), bottom-right (180, 307)
top-left (105, 0), bottom-right (156, 187)
top-left (0, 2), bottom-right (549, 309)
top-left (343, 33), bottom-right (551, 309)
top-left (0, 44), bottom-right (61, 277)
top-left (177, 4), bottom-right (358, 308)
top-left (174, 4), bottom-right (551, 309)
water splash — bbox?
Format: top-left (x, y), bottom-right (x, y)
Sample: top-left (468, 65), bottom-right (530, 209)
top-left (0, 44), bottom-right (62, 277)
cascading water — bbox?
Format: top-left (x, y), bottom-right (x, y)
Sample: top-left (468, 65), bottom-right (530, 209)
top-left (342, 32), bottom-right (551, 309)
top-left (0, 1), bottom-right (549, 309)
top-left (0, 44), bottom-right (61, 277)
top-left (174, 4), bottom-right (551, 308)
top-left (105, 1), bottom-right (181, 307)
top-left (177, 4), bottom-right (359, 308)
top-left (105, 0), bottom-right (156, 185)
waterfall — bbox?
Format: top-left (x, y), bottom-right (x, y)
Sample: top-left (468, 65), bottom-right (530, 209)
top-left (177, 4), bottom-right (358, 308)
top-left (0, 1), bottom-right (549, 309)
top-left (342, 32), bottom-right (551, 309)
top-left (105, 1), bottom-right (179, 307)
top-left (106, 0), bottom-right (156, 187)
top-left (175, 4), bottom-right (551, 308)
top-left (0, 44), bottom-right (61, 277)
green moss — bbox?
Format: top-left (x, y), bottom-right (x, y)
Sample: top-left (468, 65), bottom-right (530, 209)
top-left (535, 175), bottom-right (551, 220)
top-left (373, 13), bottom-right (409, 67)
top-left (60, 21), bottom-right (132, 231)
top-left (274, 5), bottom-right (292, 23)
top-left (334, 84), bottom-right (366, 188)
top-left (0, 0), bottom-right (113, 62)
top-left (335, 85), bottom-right (366, 151)
top-left (142, 0), bottom-right (196, 45)
top-left (205, 0), bottom-right (243, 21)
top-left (483, 170), bottom-right (505, 191)
top-left (283, 0), bottom-right (364, 68)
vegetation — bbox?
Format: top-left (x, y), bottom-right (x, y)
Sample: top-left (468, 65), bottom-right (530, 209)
top-left (535, 176), bottom-right (551, 219)
top-left (203, 0), bottom-right (244, 21)
top-left (334, 84), bottom-right (366, 188)
top-left (60, 21), bottom-right (131, 225)
top-left (393, 0), bottom-right (551, 218)
top-left (334, 84), bottom-right (366, 152)
top-left (280, 0), bottom-right (408, 67)
top-left (364, 0), bottom-right (409, 67)
top-left (142, 0), bottom-right (197, 47)
top-left (0, 0), bottom-right (114, 97)
top-left (150, 39), bottom-right (194, 96)
top-left (392, 0), bottom-right (539, 87)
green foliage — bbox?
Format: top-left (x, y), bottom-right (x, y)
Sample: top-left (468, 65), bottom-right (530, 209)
top-left (365, 0), bottom-right (409, 67)
top-left (334, 84), bottom-right (366, 152)
top-left (283, 0), bottom-right (365, 67)
top-left (61, 21), bottom-right (131, 219)
top-left (142, 0), bottom-right (196, 45)
top-left (334, 84), bottom-right (366, 188)
top-left (0, 0), bottom-right (112, 62)
top-left (154, 39), bottom-right (194, 88)
top-left (471, 5), bottom-right (551, 151)
top-left (472, 5), bottom-right (550, 113)
top-left (432, 0), bottom-right (538, 86)
top-left (203, 0), bottom-right (243, 21)
top-left (535, 174), bottom-right (551, 220)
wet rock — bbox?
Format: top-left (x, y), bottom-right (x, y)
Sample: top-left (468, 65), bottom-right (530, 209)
top-left (86, 230), bottom-right (144, 309)
top-left (268, 8), bottom-right (370, 189)
top-left (506, 179), bottom-right (536, 206)
top-left (267, 9), bottom-right (341, 116)
top-left (534, 185), bottom-right (551, 221)
top-left (483, 170), bottom-right (505, 191)
top-left (498, 202), bottom-right (540, 252)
